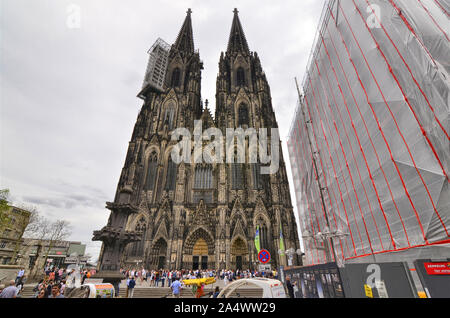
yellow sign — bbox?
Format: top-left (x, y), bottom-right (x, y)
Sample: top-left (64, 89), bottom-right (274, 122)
top-left (182, 277), bottom-right (216, 287)
top-left (364, 284), bottom-right (373, 298)
top-left (418, 291), bottom-right (427, 298)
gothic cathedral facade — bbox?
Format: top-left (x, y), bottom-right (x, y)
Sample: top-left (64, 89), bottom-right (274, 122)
top-left (96, 9), bottom-right (301, 271)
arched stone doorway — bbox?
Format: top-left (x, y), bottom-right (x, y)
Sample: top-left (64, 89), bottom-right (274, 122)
top-left (231, 237), bottom-right (249, 270)
top-left (193, 238), bottom-right (208, 270)
top-left (183, 228), bottom-right (215, 270)
top-left (150, 238), bottom-right (168, 270)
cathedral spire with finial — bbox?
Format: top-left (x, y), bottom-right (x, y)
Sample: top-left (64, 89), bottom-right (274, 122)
top-left (227, 8), bottom-right (250, 55)
top-left (173, 8), bottom-right (195, 54)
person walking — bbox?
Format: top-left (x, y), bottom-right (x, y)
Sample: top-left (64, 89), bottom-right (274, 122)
top-left (16, 274), bottom-right (27, 293)
top-left (285, 276), bottom-right (294, 299)
top-left (128, 277), bottom-right (136, 298)
top-left (171, 277), bottom-right (182, 298)
top-left (15, 268), bottom-right (25, 286)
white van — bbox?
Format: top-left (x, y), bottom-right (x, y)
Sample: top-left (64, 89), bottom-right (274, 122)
top-left (217, 278), bottom-right (287, 298)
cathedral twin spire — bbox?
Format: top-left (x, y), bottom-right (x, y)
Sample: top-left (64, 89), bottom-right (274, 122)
top-left (173, 8), bottom-right (250, 55)
top-left (227, 8), bottom-right (250, 55)
top-left (173, 8), bottom-right (195, 54)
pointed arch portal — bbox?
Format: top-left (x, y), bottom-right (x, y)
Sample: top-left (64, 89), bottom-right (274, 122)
top-left (231, 237), bottom-right (249, 270)
top-left (183, 228), bottom-right (215, 270)
top-left (151, 238), bottom-right (168, 270)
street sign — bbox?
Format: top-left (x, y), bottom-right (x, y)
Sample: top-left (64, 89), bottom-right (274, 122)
top-left (423, 262), bottom-right (450, 275)
top-left (375, 280), bottom-right (389, 298)
top-left (258, 264), bottom-right (272, 272)
top-left (258, 249), bottom-right (271, 264)
top-left (364, 284), bottom-right (373, 298)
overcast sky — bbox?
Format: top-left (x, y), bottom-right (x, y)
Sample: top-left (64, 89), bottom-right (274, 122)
top-left (0, 0), bottom-right (324, 261)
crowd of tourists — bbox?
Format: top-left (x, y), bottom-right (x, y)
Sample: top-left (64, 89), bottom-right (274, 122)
top-left (121, 268), bottom-right (278, 298)
top-left (1, 267), bottom-right (281, 298)
top-left (121, 268), bottom-right (278, 287)
top-left (0, 266), bottom-right (96, 298)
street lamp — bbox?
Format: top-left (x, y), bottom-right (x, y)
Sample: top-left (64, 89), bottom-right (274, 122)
top-left (278, 248), bottom-right (304, 266)
top-left (315, 227), bottom-right (350, 265)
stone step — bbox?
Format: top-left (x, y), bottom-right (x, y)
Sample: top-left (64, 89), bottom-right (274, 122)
top-left (118, 287), bottom-right (263, 298)
top-left (19, 285), bottom-right (37, 298)
top-left (19, 285), bottom-right (263, 298)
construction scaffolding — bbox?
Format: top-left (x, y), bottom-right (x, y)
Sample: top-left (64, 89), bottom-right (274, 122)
top-left (140, 37), bottom-right (171, 95)
top-left (288, 0), bottom-right (450, 267)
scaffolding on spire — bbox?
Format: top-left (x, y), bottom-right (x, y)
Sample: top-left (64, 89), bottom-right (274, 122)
top-left (138, 37), bottom-right (171, 98)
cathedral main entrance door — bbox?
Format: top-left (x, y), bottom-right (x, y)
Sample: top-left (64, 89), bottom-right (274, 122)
top-left (193, 256), bottom-right (199, 270)
top-left (158, 256), bottom-right (165, 269)
top-left (192, 256), bottom-right (208, 270)
top-left (201, 256), bottom-right (208, 269)
top-left (236, 256), bottom-right (243, 270)
top-left (193, 238), bottom-right (209, 270)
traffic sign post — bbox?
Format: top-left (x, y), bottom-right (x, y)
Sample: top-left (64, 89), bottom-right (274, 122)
top-left (258, 249), bottom-right (271, 264)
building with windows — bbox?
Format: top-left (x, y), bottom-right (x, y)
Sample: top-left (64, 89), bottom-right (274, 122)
top-left (94, 9), bottom-right (301, 271)
top-left (19, 239), bottom-right (87, 270)
top-left (0, 206), bottom-right (31, 265)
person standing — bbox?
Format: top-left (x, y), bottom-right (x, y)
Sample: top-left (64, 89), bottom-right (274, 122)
top-left (146, 270), bottom-right (151, 286)
top-left (49, 270), bottom-right (55, 282)
top-left (0, 280), bottom-right (18, 298)
top-left (168, 270), bottom-right (172, 287)
top-left (81, 271), bottom-right (88, 285)
top-left (171, 277), bottom-right (182, 298)
top-left (141, 268), bottom-right (146, 285)
top-left (48, 284), bottom-right (65, 298)
top-left (162, 271), bottom-right (167, 287)
top-left (155, 270), bottom-right (160, 287)
top-left (36, 288), bottom-right (48, 298)
top-left (213, 286), bottom-right (220, 298)
top-left (128, 277), bottom-right (136, 298)
top-left (126, 276), bottom-right (131, 298)
top-left (285, 276), bottom-right (294, 299)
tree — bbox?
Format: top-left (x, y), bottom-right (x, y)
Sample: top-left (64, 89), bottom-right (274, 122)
top-left (20, 213), bottom-right (72, 278)
top-left (41, 220), bottom-right (72, 268)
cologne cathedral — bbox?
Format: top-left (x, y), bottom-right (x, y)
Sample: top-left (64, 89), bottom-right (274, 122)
top-left (94, 9), bottom-right (301, 271)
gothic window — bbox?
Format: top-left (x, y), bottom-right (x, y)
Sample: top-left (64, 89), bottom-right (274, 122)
top-left (236, 67), bottom-right (245, 87)
top-left (194, 165), bottom-right (213, 189)
top-left (165, 158), bottom-right (177, 191)
top-left (171, 68), bottom-right (181, 87)
top-left (231, 163), bottom-right (243, 190)
top-left (145, 152), bottom-right (158, 190)
top-left (252, 163), bottom-right (263, 190)
top-left (163, 103), bottom-right (175, 130)
top-left (261, 225), bottom-right (269, 250)
top-left (238, 103), bottom-right (249, 127)
top-left (131, 218), bottom-right (147, 256)
top-left (256, 219), bottom-right (269, 251)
